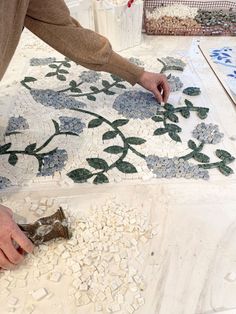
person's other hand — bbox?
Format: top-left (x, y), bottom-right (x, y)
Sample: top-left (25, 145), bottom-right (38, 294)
top-left (138, 71), bottom-right (170, 104)
top-left (0, 204), bottom-right (34, 270)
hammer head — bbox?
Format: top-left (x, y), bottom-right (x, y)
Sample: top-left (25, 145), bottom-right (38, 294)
top-left (18, 207), bottom-right (72, 245)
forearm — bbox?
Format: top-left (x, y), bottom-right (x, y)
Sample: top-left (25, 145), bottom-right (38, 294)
top-left (25, 0), bottom-right (144, 85)
top-left (77, 50), bottom-right (145, 86)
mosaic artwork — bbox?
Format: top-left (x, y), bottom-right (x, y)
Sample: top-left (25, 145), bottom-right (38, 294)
top-left (0, 55), bottom-right (235, 190)
top-left (210, 46), bottom-right (236, 97)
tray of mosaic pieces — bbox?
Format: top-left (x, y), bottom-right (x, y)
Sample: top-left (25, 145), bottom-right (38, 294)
top-left (144, 0), bottom-right (236, 36)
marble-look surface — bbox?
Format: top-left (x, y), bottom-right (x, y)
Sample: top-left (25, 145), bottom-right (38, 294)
top-left (0, 31), bottom-right (236, 314)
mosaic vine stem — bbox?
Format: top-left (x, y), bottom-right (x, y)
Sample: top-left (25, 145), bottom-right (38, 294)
top-left (68, 81), bottom-right (119, 98)
top-left (178, 140), bottom-right (235, 176)
top-left (0, 124), bottom-right (77, 171)
top-left (71, 107), bottom-right (145, 176)
top-left (199, 162), bottom-right (223, 169)
top-left (58, 82), bottom-right (83, 93)
top-left (45, 59), bottom-right (71, 81)
top-left (128, 146), bottom-right (146, 159)
top-left (179, 142), bottom-right (205, 161)
top-left (34, 133), bottom-right (58, 153)
top-left (153, 100), bottom-right (209, 142)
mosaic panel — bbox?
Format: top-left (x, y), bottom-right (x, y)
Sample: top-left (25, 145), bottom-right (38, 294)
top-left (0, 55), bottom-right (235, 190)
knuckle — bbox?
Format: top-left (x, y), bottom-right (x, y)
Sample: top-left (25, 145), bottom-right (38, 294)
top-left (5, 221), bottom-right (15, 234)
top-left (0, 234), bottom-right (8, 246)
top-left (0, 258), bottom-right (11, 270)
top-left (162, 75), bottom-right (168, 81)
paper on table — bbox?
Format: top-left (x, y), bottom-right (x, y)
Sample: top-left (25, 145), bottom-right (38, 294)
top-left (198, 43), bottom-right (236, 105)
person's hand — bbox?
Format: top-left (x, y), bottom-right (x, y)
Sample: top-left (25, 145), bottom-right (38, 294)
top-left (0, 204), bottom-right (34, 270)
top-left (138, 71), bottom-right (170, 104)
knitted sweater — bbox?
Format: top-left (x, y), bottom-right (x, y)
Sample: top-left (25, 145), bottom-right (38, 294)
top-left (0, 0), bottom-right (144, 84)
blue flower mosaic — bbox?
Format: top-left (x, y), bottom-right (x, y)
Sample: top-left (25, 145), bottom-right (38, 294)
top-left (113, 91), bottom-right (160, 119)
top-left (30, 89), bottom-right (86, 110)
top-left (6, 116), bottom-right (29, 133)
top-left (79, 71), bottom-right (101, 83)
top-left (168, 75), bottom-right (183, 92)
top-left (192, 123), bottom-right (224, 144)
top-left (146, 155), bottom-right (209, 180)
top-left (59, 116), bottom-right (86, 135)
top-left (0, 176), bottom-right (12, 190)
top-left (38, 149), bottom-right (68, 177)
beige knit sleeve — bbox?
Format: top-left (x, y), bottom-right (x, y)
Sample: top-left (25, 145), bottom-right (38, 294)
top-left (25, 0), bottom-right (144, 85)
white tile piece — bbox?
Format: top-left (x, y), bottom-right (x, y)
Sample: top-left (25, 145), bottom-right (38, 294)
top-left (49, 272), bottom-right (62, 283)
top-left (225, 272), bottom-right (236, 282)
top-left (81, 294), bottom-right (90, 305)
top-left (110, 303), bottom-right (121, 312)
top-left (94, 303), bottom-right (103, 312)
top-left (126, 304), bottom-right (135, 314)
top-left (24, 197), bottom-right (31, 203)
top-left (32, 288), bottom-right (48, 301)
top-left (80, 283), bottom-right (88, 291)
top-left (137, 297), bottom-right (145, 306)
top-left (97, 291), bottom-right (106, 302)
top-left (117, 293), bottom-right (124, 304)
top-left (61, 251), bottom-right (71, 259)
top-left (8, 297), bottom-right (18, 306)
top-left (132, 302), bottom-right (140, 310)
top-left (71, 263), bottom-right (81, 273)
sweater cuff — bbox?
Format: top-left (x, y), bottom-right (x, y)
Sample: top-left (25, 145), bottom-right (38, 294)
top-left (102, 51), bottom-right (145, 86)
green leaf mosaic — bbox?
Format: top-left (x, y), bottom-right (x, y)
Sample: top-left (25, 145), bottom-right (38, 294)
top-left (183, 87), bottom-right (201, 96)
top-left (152, 99), bottom-right (209, 143)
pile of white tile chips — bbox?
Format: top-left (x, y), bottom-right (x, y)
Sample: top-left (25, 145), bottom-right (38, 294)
top-left (0, 197), bottom-right (157, 313)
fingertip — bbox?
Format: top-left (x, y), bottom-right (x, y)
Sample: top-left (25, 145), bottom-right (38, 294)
top-left (163, 95), bottom-right (168, 103)
top-left (24, 241), bottom-right (34, 254)
top-left (12, 227), bottom-right (35, 254)
top-left (153, 90), bottom-right (163, 103)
